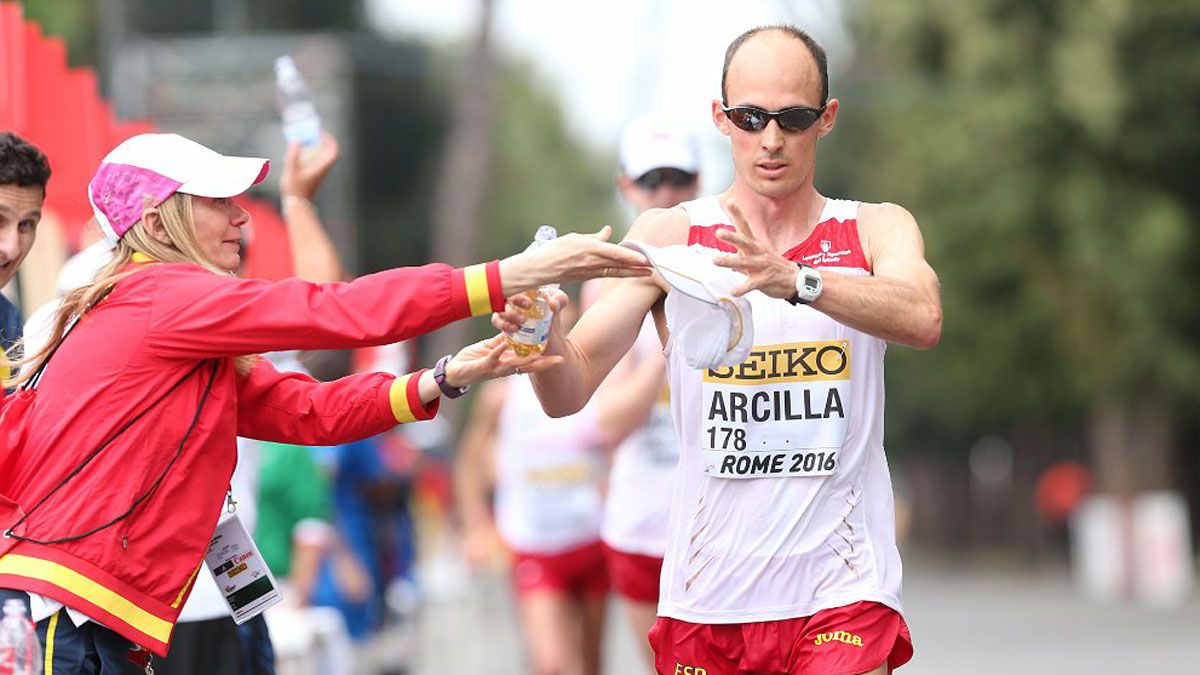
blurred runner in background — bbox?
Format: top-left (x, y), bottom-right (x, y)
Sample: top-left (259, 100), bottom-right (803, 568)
top-left (456, 302), bottom-right (614, 675)
top-left (592, 114), bottom-right (700, 671)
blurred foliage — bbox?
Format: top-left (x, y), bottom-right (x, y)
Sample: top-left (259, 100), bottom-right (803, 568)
top-left (352, 37), bottom-right (449, 274)
top-left (20, 0), bottom-right (97, 67)
top-left (19, 0), bottom-right (361, 67)
top-left (124, 0), bottom-right (359, 34)
top-left (354, 46), bottom-right (619, 278)
top-left (839, 0), bottom-right (1200, 459)
top-left (482, 57), bottom-right (620, 262)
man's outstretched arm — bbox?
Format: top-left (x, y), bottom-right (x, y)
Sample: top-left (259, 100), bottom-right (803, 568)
top-left (715, 201), bottom-right (942, 349)
top-left (496, 208), bottom-right (685, 416)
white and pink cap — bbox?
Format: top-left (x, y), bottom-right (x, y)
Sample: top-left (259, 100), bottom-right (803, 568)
top-left (88, 133), bottom-right (269, 241)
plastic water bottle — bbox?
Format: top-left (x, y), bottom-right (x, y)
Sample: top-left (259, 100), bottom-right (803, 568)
top-left (274, 56), bottom-right (322, 148)
top-left (0, 599), bottom-right (41, 675)
top-left (506, 225), bottom-right (559, 357)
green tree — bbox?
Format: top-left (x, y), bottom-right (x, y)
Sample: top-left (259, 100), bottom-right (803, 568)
top-left (844, 0), bottom-right (1200, 497)
top-left (20, 0), bottom-right (98, 67)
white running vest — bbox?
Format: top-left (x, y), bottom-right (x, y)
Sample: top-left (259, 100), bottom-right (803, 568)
top-left (601, 318), bottom-right (679, 558)
top-left (494, 376), bottom-right (605, 554)
top-left (658, 196), bottom-right (904, 623)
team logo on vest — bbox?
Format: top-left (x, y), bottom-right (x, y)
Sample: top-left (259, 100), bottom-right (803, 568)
top-left (802, 238), bottom-right (853, 266)
top-left (703, 340), bottom-right (850, 386)
top-left (813, 630), bottom-right (865, 648)
top-left (674, 664), bottom-right (707, 675)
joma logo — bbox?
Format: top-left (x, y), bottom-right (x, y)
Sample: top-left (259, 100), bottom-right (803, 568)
top-left (813, 630), bottom-right (864, 647)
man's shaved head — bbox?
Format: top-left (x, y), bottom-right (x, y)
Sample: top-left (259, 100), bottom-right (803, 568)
top-left (721, 25), bottom-right (829, 106)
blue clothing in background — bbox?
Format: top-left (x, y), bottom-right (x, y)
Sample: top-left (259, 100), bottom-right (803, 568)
top-left (309, 437), bottom-right (386, 639)
top-left (1, 294), bottom-right (22, 354)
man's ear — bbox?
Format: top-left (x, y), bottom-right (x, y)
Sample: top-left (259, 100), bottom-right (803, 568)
top-left (711, 99), bottom-right (732, 137)
top-left (816, 98), bottom-right (840, 139)
top-left (142, 208), bottom-right (173, 247)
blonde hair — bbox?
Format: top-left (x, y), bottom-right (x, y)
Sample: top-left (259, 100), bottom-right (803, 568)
top-left (3, 193), bottom-right (257, 388)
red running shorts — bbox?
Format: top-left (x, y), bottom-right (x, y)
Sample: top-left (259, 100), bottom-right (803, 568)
top-left (649, 600), bottom-right (913, 675)
top-left (510, 539), bottom-right (609, 598)
top-left (603, 543), bottom-right (664, 604)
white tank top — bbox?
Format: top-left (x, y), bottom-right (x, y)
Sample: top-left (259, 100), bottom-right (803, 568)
top-left (601, 318), bottom-right (679, 557)
top-left (494, 376), bottom-right (605, 554)
top-left (657, 196), bottom-right (903, 623)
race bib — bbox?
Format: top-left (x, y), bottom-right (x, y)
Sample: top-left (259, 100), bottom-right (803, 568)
top-left (700, 339), bottom-right (850, 479)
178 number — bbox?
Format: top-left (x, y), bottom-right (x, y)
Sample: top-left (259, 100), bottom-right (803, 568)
top-left (707, 426), bottom-right (747, 451)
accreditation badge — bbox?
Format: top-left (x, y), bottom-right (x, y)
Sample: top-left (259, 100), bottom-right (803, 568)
top-left (700, 339), bottom-right (851, 479)
top-left (203, 502), bottom-right (282, 624)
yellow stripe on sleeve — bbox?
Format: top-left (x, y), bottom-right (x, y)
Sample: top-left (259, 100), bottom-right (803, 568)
top-left (389, 374), bottom-right (418, 423)
top-left (0, 554), bottom-right (172, 645)
top-left (463, 263), bottom-right (493, 317)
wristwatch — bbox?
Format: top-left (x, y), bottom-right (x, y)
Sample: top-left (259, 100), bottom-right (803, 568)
top-left (788, 263), bottom-right (823, 305)
top-left (433, 354), bottom-right (470, 399)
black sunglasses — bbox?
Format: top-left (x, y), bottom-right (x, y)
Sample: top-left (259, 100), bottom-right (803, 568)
top-left (722, 104), bottom-right (826, 133)
top-left (634, 167), bottom-right (698, 191)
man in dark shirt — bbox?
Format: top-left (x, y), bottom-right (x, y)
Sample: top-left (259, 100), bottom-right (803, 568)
top-left (0, 131), bottom-right (51, 373)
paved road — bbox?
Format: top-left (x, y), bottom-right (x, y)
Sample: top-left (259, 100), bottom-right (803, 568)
top-left (409, 552), bottom-right (1200, 674)
top-left (903, 562), bottom-right (1200, 674)
top-left (410, 548), bottom-right (644, 674)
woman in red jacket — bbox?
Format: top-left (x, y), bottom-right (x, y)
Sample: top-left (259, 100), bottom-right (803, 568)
top-left (0, 132), bottom-right (648, 671)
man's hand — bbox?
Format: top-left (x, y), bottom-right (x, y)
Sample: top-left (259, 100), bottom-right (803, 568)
top-left (491, 288), bottom-right (569, 336)
top-left (710, 196), bottom-right (796, 296)
top-left (280, 132), bottom-right (340, 200)
top-left (712, 201), bottom-right (798, 299)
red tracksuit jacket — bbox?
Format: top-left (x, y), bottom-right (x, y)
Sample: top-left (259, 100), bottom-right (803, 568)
top-left (0, 258), bottom-right (502, 654)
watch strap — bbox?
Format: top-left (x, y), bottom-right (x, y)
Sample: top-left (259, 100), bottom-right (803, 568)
top-left (433, 354), bottom-right (470, 399)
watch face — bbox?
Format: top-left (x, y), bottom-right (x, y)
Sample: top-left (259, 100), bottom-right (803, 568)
top-left (804, 278), bottom-right (820, 292)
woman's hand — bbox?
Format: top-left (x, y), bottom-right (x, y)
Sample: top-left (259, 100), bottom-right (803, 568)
top-left (498, 226), bottom-right (652, 295)
top-left (443, 334), bottom-right (564, 388)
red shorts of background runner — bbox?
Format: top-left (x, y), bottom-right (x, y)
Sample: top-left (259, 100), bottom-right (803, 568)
top-left (603, 543), bottom-right (664, 604)
top-left (511, 539), bottom-right (609, 598)
top-left (649, 601), bottom-right (913, 675)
